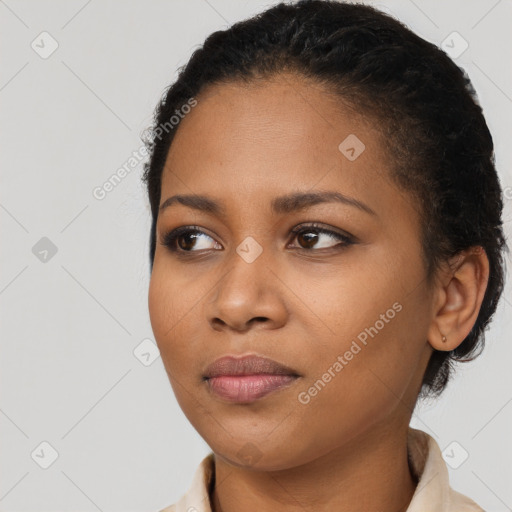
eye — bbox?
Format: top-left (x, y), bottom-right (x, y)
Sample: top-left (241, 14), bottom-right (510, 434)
top-left (288, 223), bottom-right (353, 251)
top-left (160, 226), bottom-right (221, 253)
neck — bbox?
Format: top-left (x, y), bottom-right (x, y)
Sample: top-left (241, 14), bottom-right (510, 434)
top-left (211, 421), bottom-right (418, 512)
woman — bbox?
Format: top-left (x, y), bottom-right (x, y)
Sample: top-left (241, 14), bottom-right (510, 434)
top-left (141, 1), bottom-right (507, 510)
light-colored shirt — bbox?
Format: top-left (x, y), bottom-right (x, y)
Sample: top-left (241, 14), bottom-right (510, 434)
top-left (159, 427), bottom-right (484, 512)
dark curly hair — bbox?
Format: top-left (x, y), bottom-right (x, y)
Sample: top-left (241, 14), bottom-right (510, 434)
top-left (141, 0), bottom-right (508, 399)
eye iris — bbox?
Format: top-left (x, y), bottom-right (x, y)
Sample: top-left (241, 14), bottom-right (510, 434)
top-left (178, 232), bottom-right (199, 250)
top-left (298, 230), bottom-right (318, 249)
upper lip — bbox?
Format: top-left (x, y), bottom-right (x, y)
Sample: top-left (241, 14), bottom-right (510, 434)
top-left (203, 354), bottom-right (300, 379)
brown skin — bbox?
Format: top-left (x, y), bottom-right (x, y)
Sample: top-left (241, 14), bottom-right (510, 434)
top-left (148, 73), bottom-right (489, 512)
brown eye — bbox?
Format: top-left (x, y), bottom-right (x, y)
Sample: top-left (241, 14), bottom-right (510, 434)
top-left (296, 230), bottom-right (319, 249)
top-left (161, 227), bottom-right (221, 252)
top-left (177, 231), bottom-right (201, 251)
top-left (289, 224), bottom-right (354, 251)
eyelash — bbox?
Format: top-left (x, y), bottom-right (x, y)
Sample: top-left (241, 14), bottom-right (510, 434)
top-left (160, 223), bottom-right (354, 255)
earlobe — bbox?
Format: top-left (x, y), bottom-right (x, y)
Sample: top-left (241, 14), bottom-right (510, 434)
top-left (427, 247), bottom-right (489, 352)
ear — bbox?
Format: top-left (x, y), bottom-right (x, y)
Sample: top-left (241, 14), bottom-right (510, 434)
top-left (427, 246), bottom-right (490, 352)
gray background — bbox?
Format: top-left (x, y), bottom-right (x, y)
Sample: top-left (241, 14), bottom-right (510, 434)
top-left (1, 0), bottom-right (511, 511)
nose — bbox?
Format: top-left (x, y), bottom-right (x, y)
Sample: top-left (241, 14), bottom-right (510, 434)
top-left (204, 248), bottom-right (289, 333)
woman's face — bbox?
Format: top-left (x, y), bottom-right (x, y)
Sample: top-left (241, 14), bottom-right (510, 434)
top-left (148, 74), bottom-right (436, 470)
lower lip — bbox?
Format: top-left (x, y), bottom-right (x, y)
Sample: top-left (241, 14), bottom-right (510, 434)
top-left (205, 374), bottom-right (298, 403)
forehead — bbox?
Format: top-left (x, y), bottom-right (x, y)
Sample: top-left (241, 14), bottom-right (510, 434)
top-left (160, 74), bottom-right (406, 220)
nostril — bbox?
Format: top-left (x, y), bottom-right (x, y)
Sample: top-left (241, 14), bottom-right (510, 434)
top-left (251, 317), bottom-right (269, 324)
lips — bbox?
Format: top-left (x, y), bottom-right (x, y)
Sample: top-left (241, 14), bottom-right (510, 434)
top-left (203, 354), bottom-right (300, 379)
top-left (203, 354), bottom-right (301, 403)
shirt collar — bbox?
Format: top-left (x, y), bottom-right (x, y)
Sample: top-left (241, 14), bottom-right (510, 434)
top-left (168, 427), bottom-right (483, 512)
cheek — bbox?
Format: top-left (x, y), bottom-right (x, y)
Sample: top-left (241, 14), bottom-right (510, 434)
top-left (148, 271), bottom-right (198, 409)
top-left (148, 266), bottom-right (209, 378)
top-left (148, 269), bottom-right (187, 360)
top-left (289, 303), bottom-right (421, 460)
top-left (295, 256), bottom-right (427, 403)
top-left (148, 271), bottom-right (173, 345)
top-left (148, 261), bottom-right (194, 333)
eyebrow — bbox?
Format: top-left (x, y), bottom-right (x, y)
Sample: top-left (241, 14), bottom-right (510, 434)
top-left (159, 190), bottom-right (376, 217)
